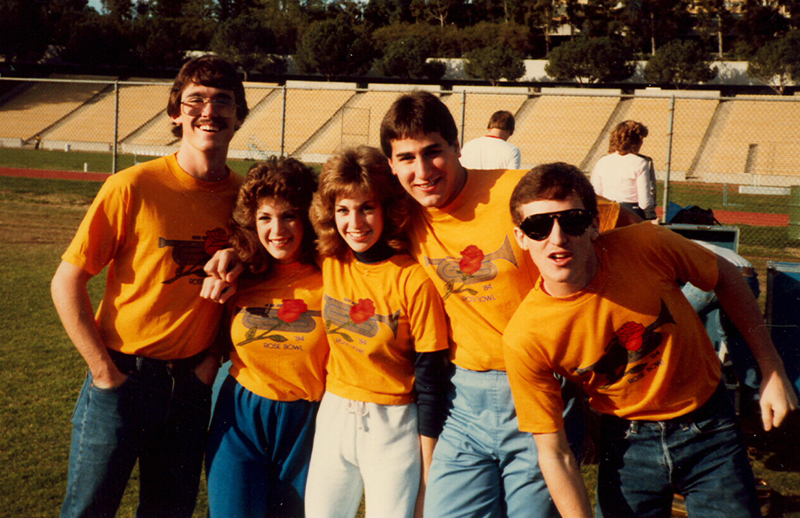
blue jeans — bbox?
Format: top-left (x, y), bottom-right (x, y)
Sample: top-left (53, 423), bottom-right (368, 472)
top-left (206, 376), bottom-right (319, 518)
top-left (61, 354), bottom-right (212, 518)
top-left (424, 367), bottom-right (582, 518)
top-left (596, 383), bottom-right (760, 518)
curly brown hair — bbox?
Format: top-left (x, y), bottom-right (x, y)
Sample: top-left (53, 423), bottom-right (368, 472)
top-left (230, 156), bottom-right (317, 274)
top-left (608, 120), bottom-right (648, 155)
top-left (310, 146), bottom-right (411, 260)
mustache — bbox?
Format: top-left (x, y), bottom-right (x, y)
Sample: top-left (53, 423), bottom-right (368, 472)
top-left (195, 117), bottom-right (229, 130)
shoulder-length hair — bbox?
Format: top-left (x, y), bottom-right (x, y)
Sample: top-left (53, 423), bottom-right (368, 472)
top-left (310, 146), bottom-right (411, 260)
top-left (609, 120), bottom-right (648, 155)
top-left (230, 156), bottom-right (317, 274)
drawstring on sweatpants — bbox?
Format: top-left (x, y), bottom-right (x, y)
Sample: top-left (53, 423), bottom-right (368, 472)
top-left (346, 399), bottom-right (369, 430)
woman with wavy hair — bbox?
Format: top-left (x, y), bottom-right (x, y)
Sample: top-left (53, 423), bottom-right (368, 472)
top-left (305, 146), bottom-right (450, 518)
top-left (205, 156), bottom-right (327, 518)
top-left (591, 120), bottom-right (656, 220)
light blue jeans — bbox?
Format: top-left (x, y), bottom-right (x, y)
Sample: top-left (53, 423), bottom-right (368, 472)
top-left (424, 366), bottom-right (583, 518)
top-left (596, 383), bottom-right (760, 518)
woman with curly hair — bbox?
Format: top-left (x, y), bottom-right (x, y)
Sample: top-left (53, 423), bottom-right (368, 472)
top-left (591, 120), bottom-right (656, 220)
top-left (205, 156), bottom-right (327, 518)
top-left (304, 146), bottom-right (450, 518)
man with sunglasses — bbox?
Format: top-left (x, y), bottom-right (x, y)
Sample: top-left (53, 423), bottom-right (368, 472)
top-left (51, 55), bottom-right (247, 518)
top-left (504, 162), bottom-right (797, 518)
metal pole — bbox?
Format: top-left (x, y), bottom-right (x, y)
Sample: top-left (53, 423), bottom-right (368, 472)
top-left (112, 80), bottom-right (120, 174)
top-left (280, 86), bottom-right (287, 157)
top-left (661, 95), bottom-right (675, 223)
top-left (460, 90), bottom-right (466, 148)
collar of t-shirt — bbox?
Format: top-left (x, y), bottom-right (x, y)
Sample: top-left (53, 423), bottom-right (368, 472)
top-left (354, 240), bottom-right (396, 264)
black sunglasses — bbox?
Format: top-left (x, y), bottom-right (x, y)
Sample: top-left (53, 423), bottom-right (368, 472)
top-left (519, 209), bottom-right (595, 241)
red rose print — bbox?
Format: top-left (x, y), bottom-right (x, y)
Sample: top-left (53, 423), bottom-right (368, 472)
top-left (349, 299), bottom-right (376, 324)
top-left (616, 322), bottom-right (646, 352)
top-left (204, 228), bottom-right (229, 255)
top-left (277, 299), bottom-right (307, 323)
top-left (459, 245), bottom-right (485, 275)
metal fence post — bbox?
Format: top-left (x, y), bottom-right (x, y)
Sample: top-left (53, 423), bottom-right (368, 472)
top-left (280, 86), bottom-right (287, 157)
top-left (661, 95), bottom-right (676, 222)
top-left (112, 80), bottom-right (119, 174)
top-left (460, 90), bottom-right (466, 148)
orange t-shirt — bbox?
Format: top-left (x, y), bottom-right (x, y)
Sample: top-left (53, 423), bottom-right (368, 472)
top-left (322, 252), bottom-right (449, 405)
top-left (62, 154), bottom-right (242, 359)
top-left (227, 262), bottom-right (328, 402)
top-left (504, 223), bottom-right (722, 433)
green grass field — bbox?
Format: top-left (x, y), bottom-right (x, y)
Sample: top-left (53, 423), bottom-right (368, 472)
top-left (1, 153), bottom-right (799, 516)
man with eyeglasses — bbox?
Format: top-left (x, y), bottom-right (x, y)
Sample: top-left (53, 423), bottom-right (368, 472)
top-left (504, 162), bottom-right (797, 518)
top-left (51, 55), bottom-right (247, 518)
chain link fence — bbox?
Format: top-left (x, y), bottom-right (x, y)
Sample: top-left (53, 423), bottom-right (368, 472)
top-left (2, 77), bottom-right (800, 274)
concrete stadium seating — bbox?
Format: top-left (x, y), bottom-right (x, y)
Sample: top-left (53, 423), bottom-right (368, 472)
top-left (229, 86), bottom-right (354, 160)
top-left (691, 96), bottom-right (800, 179)
top-left (515, 94), bottom-right (620, 169)
top-left (3, 77), bottom-right (800, 189)
top-left (0, 76), bottom-right (112, 142)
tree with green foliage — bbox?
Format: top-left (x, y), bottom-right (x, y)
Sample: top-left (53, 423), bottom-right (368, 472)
top-left (733, 0), bottom-right (789, 58)
top-left (620, 0), bottom-right (694, 55)
top-left (644, 40), bottom-right (717, 88)
top-left (464, 45), bottom-right (525, 86)
top-left (0, 0), bottom-right (48, 62)
top-left (578, 0), bottom-right (625, 39)
top-left (210, 15), bottom-right (287, 78)
top-left (374, 39), bottom-right (446, 80)
top-left (410, 0), bottom-right (462, 27)
top-left (545, 35), bottom-right (634, 84)
top-left (294, 19), bottom-right (375, 79)
top-left (364, 0), bottom-right (414, 28)
top-left (747, 31), bottom-right (800, 94)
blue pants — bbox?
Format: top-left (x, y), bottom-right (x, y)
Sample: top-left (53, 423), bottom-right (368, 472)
top-left (596, 383), bottom-right (760, 518)
top-left (61, 356), bottom-right (212, 518)
top-left (424, 367), bottom-right (582, 518)
top-left (206, 376), bottom-right (319, 518)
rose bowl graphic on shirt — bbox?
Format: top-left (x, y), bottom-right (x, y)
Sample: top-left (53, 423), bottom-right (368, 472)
top-left (235, 300), bottom-right (320, 346)
top-left (158, 228), bottom-right (230, 284)
top-left (424, 237), bottom-right (518, 299)
top-left (574, 301), bottom-right (676, 388)
top-left (323, 295), bottom-right (400, 342)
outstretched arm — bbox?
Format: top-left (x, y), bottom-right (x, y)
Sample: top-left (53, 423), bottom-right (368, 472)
top-left (534, 430), bottom-right (593, 518)
top-left (714, 255), bottom-right (798, 430)
top-left (51, 260), bottom-right (127, 389)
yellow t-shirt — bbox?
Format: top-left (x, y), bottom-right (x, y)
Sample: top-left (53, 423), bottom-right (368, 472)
top-left (504, 223), bottom-right (722, 434)
top-left (408, 169), bottom-right (621, 372)
top-left (322, 252), bottom-right (449, 405)
top-left (227, 262), bottom-right (328, 402)
top-left (62, 154), bottom-right (242, 359)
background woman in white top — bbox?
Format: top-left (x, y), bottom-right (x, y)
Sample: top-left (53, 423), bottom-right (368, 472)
top-left (591, 120), bottom-right (656, 220)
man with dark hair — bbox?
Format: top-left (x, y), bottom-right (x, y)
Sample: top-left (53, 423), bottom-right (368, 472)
top-left (379, 92), bottom-right (625, 518)
top-left (504, 162), bottom-right (797, 518)
top-left (52, 55), bottom-right (247, 518)
top-left (459, 109), bottom-right (521, 170)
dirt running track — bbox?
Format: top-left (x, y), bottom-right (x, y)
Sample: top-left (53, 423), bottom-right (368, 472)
top-left (0, 167), bottom-right (791, 227)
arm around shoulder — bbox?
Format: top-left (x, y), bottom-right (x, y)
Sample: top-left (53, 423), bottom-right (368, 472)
top-left (51, 260), bottom-right (126, 389)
